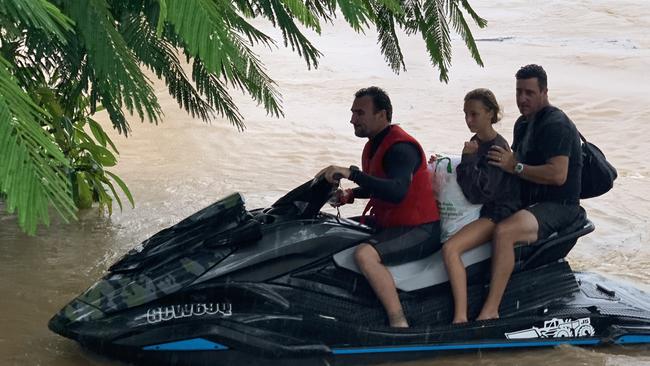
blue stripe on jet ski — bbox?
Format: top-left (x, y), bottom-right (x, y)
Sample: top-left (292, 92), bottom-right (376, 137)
top-left (142, 338), bottom-right (228, 351)
top-left (615, 335), bottom-right (650, 344)
top-left (332, 339), bottom-right (600, 354)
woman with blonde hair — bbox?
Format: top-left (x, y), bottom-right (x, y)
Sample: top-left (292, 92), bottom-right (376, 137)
top-left (441, 88), bottom-right (521, 323)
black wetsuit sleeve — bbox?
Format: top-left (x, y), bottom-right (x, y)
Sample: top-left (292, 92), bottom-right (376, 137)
top-left (456, 139), bottom-right (510, 204)
top-left (351, 186), bottom-right (370, 199)
top-left (348, 142), bottom-right (421, 203)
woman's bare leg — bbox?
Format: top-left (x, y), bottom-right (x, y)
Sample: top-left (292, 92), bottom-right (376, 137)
top-left (477, 210), bottom-right (538, 320)
top-left (442, 218), bottom-right (496, 324)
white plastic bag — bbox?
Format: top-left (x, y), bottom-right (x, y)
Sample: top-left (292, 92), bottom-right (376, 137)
top-left (430, 155), bottom-right (482, 242)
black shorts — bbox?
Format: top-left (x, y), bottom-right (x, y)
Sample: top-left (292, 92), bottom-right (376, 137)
top-left (524, 202), bottom-right (583, 240)
top-left (367, 221), bottom-right (441, 266)
top-left (480, 201), bottom-right (520, 224)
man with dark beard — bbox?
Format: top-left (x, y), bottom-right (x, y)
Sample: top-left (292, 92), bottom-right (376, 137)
top-left (317, 87), bottom-right (441, 328)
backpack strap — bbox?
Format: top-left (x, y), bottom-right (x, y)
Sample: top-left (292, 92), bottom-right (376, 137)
top-left (578, 132), bottom-right (588, 144)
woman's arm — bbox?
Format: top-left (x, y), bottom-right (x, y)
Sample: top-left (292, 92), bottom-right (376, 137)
top-left (456, 154), bottom-right (507, 204)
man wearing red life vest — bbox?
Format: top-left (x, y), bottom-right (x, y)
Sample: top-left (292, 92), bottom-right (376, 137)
top-left (318, 87), bottom-right (441, 328)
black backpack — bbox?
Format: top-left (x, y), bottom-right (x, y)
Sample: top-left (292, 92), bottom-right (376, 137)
top-left (579, 133), bottom-right (617, 199)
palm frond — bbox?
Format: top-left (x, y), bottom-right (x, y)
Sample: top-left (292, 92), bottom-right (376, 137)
top-left (335, 0), bottom-right (373, 31)
top-left (121, 15), bottom-right (215, 122)
top-left (459, 0), bottom-right (487, 28)
top-left (165, 0), bottom-right (283, 121)
top-left (165, 0), bottom-right (234, 75)
top-left (280, 0), bottom-right (321, 33)
top-left (155, 0), bottom-right (168, 35)
top-left (247, 0), bottom-right (276, 26)
top-left (220, 4), bottom-right (277, 49)
top-left (267, 0), bottom-right (322, 69)
top-left (231, 0), bottom-right (256, 17)
top-left (166, 0), bottom-right (261, 78)
top-left (233, 54), bottom-right (284, 120)
top-left (447, 0), bottom-right (484, 66)
top-left (1, 0), bottom-right (72, 89)
top-left (410, 0), bottom-right (452, 82)
top-left (375, 0), bottom-right (405, 16)
top-left (225, 0), bottom-right (322, 69)
top-left (221, 33), bottom-right (283, 119)
top-left (0, 0), bottom-right (74, 42)
top-left (191, 59), bottom-right (245, 129)
top-left (374, 4), bottom-right (406, 73)
top-left (0, 57), bottom-right (76, 234)
top-left (302, 0), bottom-right (336, 23)
top-left (61, 0), bottom-right (161, 134)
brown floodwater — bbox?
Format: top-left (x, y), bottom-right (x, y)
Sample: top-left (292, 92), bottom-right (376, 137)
top-left (2, 0), bottom-right (650, 365)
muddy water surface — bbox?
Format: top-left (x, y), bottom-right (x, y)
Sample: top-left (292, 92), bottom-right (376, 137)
top-left (2, 1), bottom-right (650, 365)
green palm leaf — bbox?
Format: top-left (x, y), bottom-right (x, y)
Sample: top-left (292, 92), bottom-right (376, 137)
top-left (267, 0), bottom-right (323, 68)
top-left (0, 0), bottom-right (73, 41)
top-left (0, 57), bottom-right (76, 234)
top-left (377, 0), bottom-right (404, 16)
top-left (335, 0), bottom-right (372, 31)
top-left (281, 0), bottom-right (321, 32)
top-left (301, 0), bottom-right (336, 22)
top-left (165, 0), bottom-right (236, 76)
top-left (61, 0), bottom-right (161, 134)
top-left (191, 59), bottom-right (246, 129)
top-left (224, 6), bottom-right (277, 49)
top-left (447, 0), bottom-right (485, 66)
top-left (2, 0), bottom-right (491, 236)
top-left (105, 170), bottom-right (134, 208)
top-left (459, 0), bottom-right (487, 27)
top-left (409, 0), bottom-right (453, 82)
top-left (121, 15), bottom-right (215, 122)
top-left (374, 4), bottom-right (406, 73)
top-left (166, 0), bottom-right (283, 124)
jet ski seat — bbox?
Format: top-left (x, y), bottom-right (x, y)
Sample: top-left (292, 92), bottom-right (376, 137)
top-left (333, 209), bottom-right (593, 292)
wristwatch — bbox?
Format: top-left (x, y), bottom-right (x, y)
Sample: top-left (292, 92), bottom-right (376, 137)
top-left (514, 162), bottom-right (524, 175)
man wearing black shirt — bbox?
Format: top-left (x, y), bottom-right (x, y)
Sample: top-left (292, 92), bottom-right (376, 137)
top-left (318, 87), bottom-right (440, 328)
top-left (481, 64), bottom-right (583, 320)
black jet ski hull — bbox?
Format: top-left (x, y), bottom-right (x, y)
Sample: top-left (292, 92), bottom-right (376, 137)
top-left (49, 264), bottom-right (650, 365)
top-left (48, 180), bottom-right (650, 365)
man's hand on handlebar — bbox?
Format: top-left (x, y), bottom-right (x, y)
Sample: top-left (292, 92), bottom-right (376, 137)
top-left (329, 188), bottom-right (355, 207)
top-left (315, 165), bottom-right (351, 184)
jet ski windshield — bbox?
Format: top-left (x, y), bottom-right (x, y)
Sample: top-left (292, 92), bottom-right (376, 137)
top-left (70, 193), bottom-right (256, 315)
top-left (108, 177), bottom-right (335, 274)
top-left (269, 176), bottom-right (337, 219)
top-left (108, 193), bottom-right (248, 273)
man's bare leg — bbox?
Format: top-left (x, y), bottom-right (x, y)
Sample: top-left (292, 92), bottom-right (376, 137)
top-left (354, 244), bottom-right (408, 328)
top-left (477, 210), bottom-right (538, 320)
top-left (442, 218), bottom-right (496, 324)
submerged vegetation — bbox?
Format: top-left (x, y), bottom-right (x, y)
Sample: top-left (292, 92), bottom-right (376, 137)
top-left (0, 0), bottom-right (487, 235)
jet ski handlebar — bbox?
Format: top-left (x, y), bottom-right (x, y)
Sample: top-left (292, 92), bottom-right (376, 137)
top-left (271, 176), bottom-right (339, 220)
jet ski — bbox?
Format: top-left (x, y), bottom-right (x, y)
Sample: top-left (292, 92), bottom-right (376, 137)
top-left (49, 177), bottom-right (650, 365)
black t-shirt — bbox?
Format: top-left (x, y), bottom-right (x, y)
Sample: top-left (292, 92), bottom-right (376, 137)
top-left (512, 106), bottom-right (582, 205)
top-left (456, 133), bottom-right (521, 221)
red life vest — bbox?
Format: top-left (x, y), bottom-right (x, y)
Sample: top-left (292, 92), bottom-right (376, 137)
top-left (361, 125), bottom-right (439, 228)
